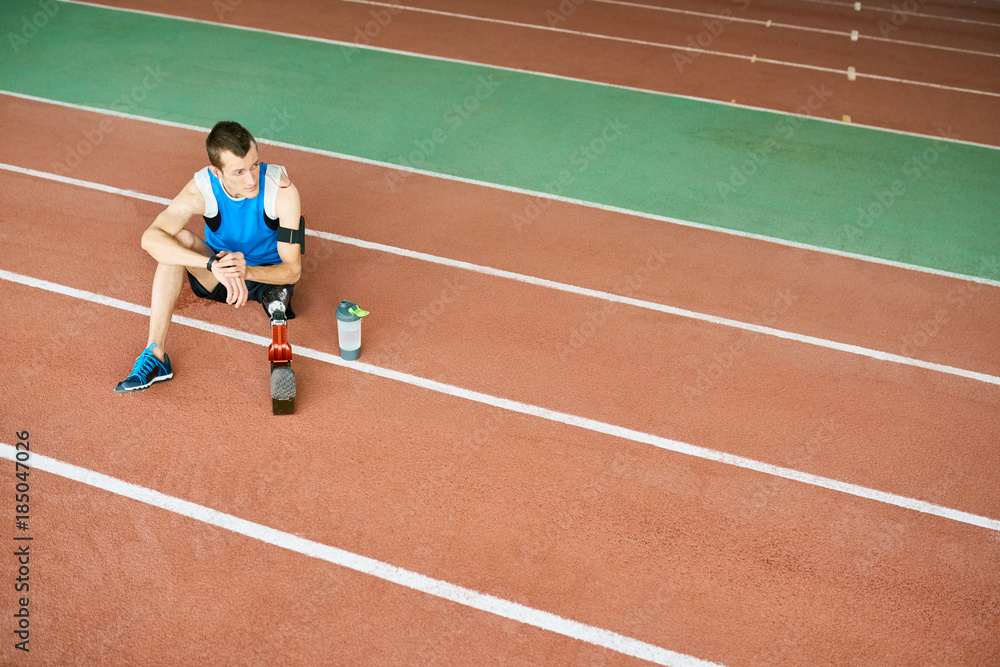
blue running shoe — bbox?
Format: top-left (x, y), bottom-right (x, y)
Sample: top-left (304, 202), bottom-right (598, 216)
top-left (114, 343), bottom-right (173, 394)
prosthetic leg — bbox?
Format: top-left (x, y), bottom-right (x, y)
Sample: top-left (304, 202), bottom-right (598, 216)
top-left (264, 286), bottom-right (295, 415)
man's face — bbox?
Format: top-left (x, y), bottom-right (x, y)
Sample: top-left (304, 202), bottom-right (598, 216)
top-left (213, 143), bottom-right (260, 199)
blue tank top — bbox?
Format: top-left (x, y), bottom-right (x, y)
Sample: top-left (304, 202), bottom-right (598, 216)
top-left (203, 163), bottom-right (282, 266)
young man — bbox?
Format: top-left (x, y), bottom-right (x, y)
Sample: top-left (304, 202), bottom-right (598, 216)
top-left (115, 121), bottom-right (302, 393)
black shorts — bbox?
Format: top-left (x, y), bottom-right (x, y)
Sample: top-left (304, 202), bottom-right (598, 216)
top-left (186, 271), bottom-right (296, 319)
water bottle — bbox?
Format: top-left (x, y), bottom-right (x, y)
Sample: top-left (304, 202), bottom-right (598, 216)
top-left (336, 300), bottom-right (369, 360)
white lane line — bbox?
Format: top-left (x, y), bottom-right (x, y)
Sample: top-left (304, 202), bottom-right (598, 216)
top-left (595, 0), bottom-right (856, 36)
top-left (49, 1), bottom-right (1000, 147)
top-left (4, 162), bottom-right (1000, 387)
top-left (862, 33), bottom-right (1000, 59)
top-left (317, 231), bottom-right (1000, 386)
top-left (3, 270), bottom-right (1000, 534)
top-left (0, 163), bottom-right (171, 205)
top-left (856, 70), bottom-right (1000, 97)
top-left (3, 124), bottom-right (999, 290)
top-left (594, 0), bottom-right (1000, 59)
top-left (0, 444), bottom-right (722, 667)
top-left (343, 0), bottom-right (1000, 98)
top-left (5, 163), bottom-right (1000, 386)
top-left (797, 0), bottom-right (1000, 28)
top-left (340, 0), bottom-right (837, 68)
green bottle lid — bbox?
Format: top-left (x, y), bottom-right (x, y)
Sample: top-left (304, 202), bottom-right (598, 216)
top-left (336, 300), bottom-right (369, 322)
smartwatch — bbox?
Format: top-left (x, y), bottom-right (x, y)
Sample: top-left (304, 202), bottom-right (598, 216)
top-left (207, 255), bottom-right (219, 271)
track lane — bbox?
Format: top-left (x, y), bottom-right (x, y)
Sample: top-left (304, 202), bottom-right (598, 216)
top-left (4, 283), bottom-right (999, 665)
top-left (345, 0), bottom-right (1000, 93)
top-left (3, 2), bottom-right (998, 665)
top-left (3, 170), bottom-right (999, 519)
top-left (0, 471), bottom-right (636, 666)
top-left (74, 0), bottom-right (1000, 145)
top-left (592, 0), bottom-right (1000, 43)
top-left (3, 96), bottom-right (998, 379)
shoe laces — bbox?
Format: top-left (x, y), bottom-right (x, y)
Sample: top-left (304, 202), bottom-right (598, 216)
top-left (130, 343), bottom-right (161, 377)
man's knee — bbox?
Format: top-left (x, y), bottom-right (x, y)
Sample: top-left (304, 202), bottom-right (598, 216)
top-left (175, 229), bottom-right (197, 249)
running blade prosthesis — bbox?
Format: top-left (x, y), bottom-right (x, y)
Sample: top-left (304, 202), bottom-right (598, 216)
top-left (265, 287), bottom-right (295, 415)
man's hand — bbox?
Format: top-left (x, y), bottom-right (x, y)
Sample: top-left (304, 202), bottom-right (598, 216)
top-left (214, 251), bottom-right (247, 279)
top-left (211, 252), bottom-right (249, 308)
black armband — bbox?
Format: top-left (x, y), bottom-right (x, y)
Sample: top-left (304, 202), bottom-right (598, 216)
top-left (277, 216), bottom-right (306, 254)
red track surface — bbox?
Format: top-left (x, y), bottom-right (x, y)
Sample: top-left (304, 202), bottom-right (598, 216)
top-left (1, 1), bottom-right (998, 665)
top-left (90, 0), bottom-right (1000, 145)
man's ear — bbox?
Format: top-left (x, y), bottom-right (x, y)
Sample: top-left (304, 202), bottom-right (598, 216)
top-left (210, 166), bottom-right (222, 179)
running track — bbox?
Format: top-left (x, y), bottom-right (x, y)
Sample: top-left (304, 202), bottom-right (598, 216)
top-left (0, 0), bottom-right (998, 665)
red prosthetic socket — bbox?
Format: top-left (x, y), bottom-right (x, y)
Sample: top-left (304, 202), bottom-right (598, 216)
top-left (268, 321), bottom-right (293, 364)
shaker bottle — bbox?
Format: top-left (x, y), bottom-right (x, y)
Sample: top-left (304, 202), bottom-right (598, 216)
top-left (335, 300), bottom-right (369, 360)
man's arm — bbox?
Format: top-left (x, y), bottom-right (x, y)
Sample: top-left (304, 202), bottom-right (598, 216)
top-left (141, 179), bottom-right (249, 307)
top-left (244, 175), bottom-right (303, 285)
top-left (140, 179), bottom-right (209, 266)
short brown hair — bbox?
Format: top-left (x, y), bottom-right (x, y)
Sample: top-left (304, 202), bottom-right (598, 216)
top-left (206, 121), bottom-right (256, 170)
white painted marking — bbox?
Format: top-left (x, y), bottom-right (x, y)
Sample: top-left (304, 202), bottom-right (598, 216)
top-left (309, 230), bottom-right (1000, 384)
top-left (595, 0), bottom-right (1000, 59)
top-left (595, 0), bottom-right (844, 37)
top-left (3, 271), bottom-right (1000, 534)
top-left (862, 34), bottom-right (1000, 59)
top-left (346, 0), bottom-right (1000, 98)
top-left (5, 164), bottom-right (1000, 385)
top-left (858, 70), bottom-right (1000, 98)
top-left (801, 0), bottom-right (1000, 28)
top-left (3, 119), bottom-right (999, 288)
top-left (0, 444), bottom-right (723, 667)
top-left (343, 0), bottom-right (845, 76)
top-left (39, 5), bottom-right (1000, 149)
top-left (848, 66), bottom-right (857, 81)
top-left (1, 163), bottom-right (170, 205)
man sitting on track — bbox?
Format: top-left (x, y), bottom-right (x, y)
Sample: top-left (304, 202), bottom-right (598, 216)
top-left (115, 120), bottom-right (302, 393)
